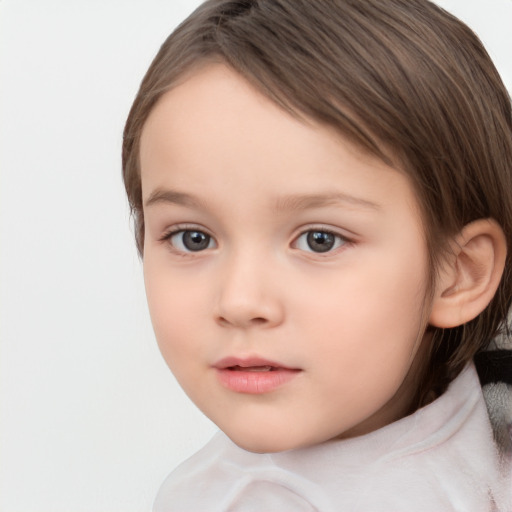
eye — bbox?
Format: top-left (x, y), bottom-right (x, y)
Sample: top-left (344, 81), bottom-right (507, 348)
top-left (294, 230), bottom-right (347, 253)
top-left (168, 230), bottom-right (215, 252)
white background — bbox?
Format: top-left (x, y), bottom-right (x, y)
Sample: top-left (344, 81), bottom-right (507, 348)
top-left (0, 1), bottom-right (510, 511)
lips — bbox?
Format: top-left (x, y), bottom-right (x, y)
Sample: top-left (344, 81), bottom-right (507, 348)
top-left (229, 365), bottom-right (275, 372)
top-left (214, 357), bottom-right (301, 394)
top-left (215, 356), bottom-right (297, 370)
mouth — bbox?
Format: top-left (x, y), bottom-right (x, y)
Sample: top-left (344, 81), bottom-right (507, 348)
top-left (214, 357), bottom-right (301, 394)
top-left (214, 356), bottom-right (298, 370)
top-left (228, 365), bottom-right (279, 372)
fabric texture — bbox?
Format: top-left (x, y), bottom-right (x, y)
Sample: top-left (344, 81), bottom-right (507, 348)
top-left (476, 333), bottom-right (512, 458)
top-left (154, 364), bottom-right (512, 512)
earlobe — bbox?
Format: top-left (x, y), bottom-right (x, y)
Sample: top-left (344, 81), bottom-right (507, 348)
top-left (429, 219), bottom-right (507, 329)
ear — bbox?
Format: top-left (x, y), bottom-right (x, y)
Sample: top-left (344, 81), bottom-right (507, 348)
top-left (429, 219), bottom-right (507, 328)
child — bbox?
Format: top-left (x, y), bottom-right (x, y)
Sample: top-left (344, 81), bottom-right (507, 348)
top-left (122, 0), bottom-right (512, 509)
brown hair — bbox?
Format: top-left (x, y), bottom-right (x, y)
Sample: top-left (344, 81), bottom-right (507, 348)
top-left (122, 0), bottom-right (512, 405)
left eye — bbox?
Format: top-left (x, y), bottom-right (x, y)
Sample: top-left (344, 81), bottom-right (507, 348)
top-left (294, 230), bottom-right (346, 253)
top-left (169, 230), bottom-right (215, 252)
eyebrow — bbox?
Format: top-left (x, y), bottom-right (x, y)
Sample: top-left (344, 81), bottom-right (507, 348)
top-left (144, 188), bottom-right (381, 212)
top-left (144, 189), bottom-right (204, 209)
top-left (273, 192), bottom-right (381, 212)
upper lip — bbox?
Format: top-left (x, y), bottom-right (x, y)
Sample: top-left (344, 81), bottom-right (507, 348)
top-left (213, 356), bottom-right (299, 370)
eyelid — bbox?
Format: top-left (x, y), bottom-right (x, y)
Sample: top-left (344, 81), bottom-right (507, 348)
top-left (293, 224), bottom-right (354, 241)
top-left (159, 224), bottom-right (217, 254)
top-left (159, 223), bottom-right (212, 240)
top-left (291, 225), bottom-right (354, 253)
top-left (157, 223), bottom-right (354, 255)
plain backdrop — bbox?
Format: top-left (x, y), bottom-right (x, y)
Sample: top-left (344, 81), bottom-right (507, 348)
top-left (0, 1), bottom-right (511, 511)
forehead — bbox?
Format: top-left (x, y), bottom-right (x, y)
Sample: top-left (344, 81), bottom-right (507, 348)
top-left (140, 63), bottom-right (421, 221)
top-left (141, 62), bottom-right (383, 164)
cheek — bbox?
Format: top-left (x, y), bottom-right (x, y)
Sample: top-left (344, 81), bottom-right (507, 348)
top-left (143, 260), bottom-right (207, 369)
top-left (306, 247), bottom-right (429, 377)
top-left (303, 265), bottom-right (429, 427)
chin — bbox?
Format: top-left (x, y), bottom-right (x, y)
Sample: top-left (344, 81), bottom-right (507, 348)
top-left (223, 425), bottom-right (319, 454)
top-left (230, 435), bottom-right (295, 454)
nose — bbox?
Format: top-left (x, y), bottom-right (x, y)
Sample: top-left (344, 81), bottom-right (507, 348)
top-left (214, 251), bottom-right (285, 329)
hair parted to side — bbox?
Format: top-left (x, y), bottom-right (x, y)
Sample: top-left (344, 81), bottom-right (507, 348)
top-left (123, 0), bottom-right (512, 405)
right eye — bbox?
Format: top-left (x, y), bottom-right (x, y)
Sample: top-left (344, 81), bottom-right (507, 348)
top-left (168, 230), bottom-right (216, 252)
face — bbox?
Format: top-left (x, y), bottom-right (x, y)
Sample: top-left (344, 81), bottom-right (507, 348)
top-left (140, 63), bottom-right (431, 453)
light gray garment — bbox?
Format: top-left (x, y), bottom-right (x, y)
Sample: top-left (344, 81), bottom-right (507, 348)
top-left (154, 364), bottom-right (511, 512)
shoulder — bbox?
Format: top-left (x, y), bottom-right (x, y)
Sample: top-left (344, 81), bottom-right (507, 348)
top-left (151, 432), bottom-right (333, 512)
top-left (344, 364), bottom-right (510, 511)
top-left (153, 432), bottom-right (233, 512)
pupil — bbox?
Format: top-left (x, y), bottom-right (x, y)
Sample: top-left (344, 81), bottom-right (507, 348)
top-left (307, 231), bottom-right (334, 253)
top-left (183, 231), bottom-right (210, 251)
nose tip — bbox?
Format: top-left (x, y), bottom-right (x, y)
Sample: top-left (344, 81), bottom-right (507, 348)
top-left (215, 298), bottom-right (284, 329)
top-left (213, 247), bottom-right (286, 329)
top-left (214, 265), bottom-right (284, 329)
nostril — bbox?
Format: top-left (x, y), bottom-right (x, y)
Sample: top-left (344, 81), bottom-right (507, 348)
top-left (216, 315), bottom-right (269, 327)
top-left (217, 316), bottom-right (230, 327)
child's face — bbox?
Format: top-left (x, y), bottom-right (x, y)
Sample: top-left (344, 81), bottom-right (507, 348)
top-left (140, 64), bottom-right (431, 453)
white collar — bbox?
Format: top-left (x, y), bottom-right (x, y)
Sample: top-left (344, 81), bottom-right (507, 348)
top-left (154, 364), bottom-right (511, 512)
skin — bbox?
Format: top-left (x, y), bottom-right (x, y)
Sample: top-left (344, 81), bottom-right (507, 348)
top-left (140, 63), bottom-right (433, 453)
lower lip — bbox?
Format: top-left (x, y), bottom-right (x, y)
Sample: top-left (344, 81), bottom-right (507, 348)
top-left (216, 368), bottom-right (301, 394)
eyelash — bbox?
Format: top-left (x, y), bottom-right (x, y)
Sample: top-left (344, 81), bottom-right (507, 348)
top-left (159, 225), bottom-right (216, 255)
top-left (292, 227), bottom-right (351, 255)
top-left (159, 225), bottom-right (352, 255)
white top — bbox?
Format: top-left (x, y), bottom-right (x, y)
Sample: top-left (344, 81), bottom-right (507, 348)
top-left (154, 364), bottom-right (511, 511)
